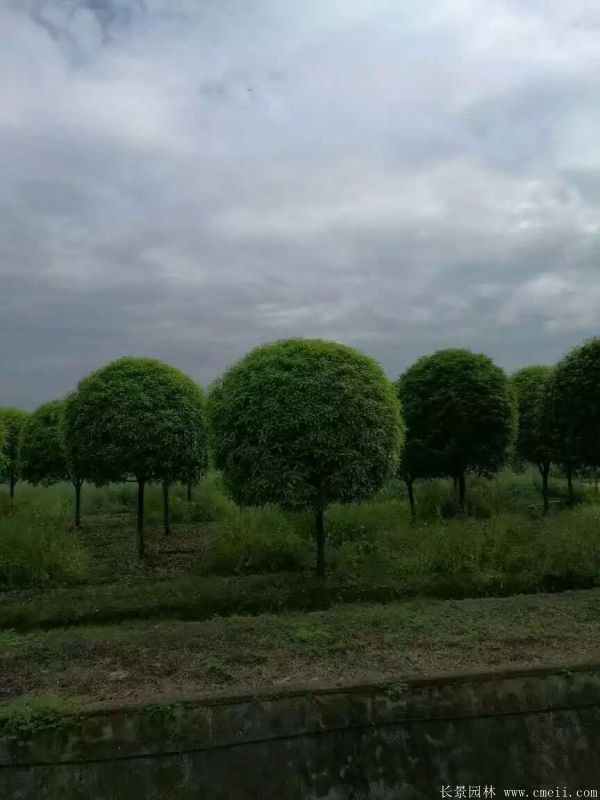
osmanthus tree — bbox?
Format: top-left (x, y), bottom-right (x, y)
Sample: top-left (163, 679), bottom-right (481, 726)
top-left (396, 349), bottom-right (515, 514)
top-left (18, 398), bottom-right (86, 526)
top-left (64, 358), bottom-right (209, 556)
top-left (0, 408), bottom-right (29, 501)
top-left (553, 337), bottom-right (600, 503)
top-left (510, 366), bottom-right (555, 513)
top-left (208, 338), bottom-right (403, 579)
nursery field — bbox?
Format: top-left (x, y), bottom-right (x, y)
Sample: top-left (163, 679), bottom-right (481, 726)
top-left (2, 469), bottom-right (600, 716)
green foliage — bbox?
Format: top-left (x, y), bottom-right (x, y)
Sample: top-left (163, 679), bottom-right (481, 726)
top-left (324, 498), bottom-right (411, 547)
top-left (554, 338), bottom-right (600, 471)
top-left (144, 474), bottom-right (236, 525)
top-left (0, 408), bottom-right (29, 489)
top-left (64, 357), bottom-right (209, 487)
top-left (185, 473), bottom-right (236, 522)
top-left (0, 696), bottom-right (73, 745)
top-left (81, 482), bottom-right (138, 515)
top-left (208, 338), bottom-right (403, 511)
top-left (510, 366), bottom-right (555, 469)
top-left (19, 399), bottom-right (70, 486)
top-left (396, 348), bottom-right (515, 481)
top-left (200, 506), bottom-right (310, 575)
top-left (0, 498), bottom-right (89, 588)
top-left (288, 623), bottom-right (331, 653)
top-left (333, 504), bottom-right (600, 588)
top-left (413, 479), bottom-right (459, 520)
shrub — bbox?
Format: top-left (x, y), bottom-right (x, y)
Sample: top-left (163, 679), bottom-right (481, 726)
top-left (325, 498), bottom-right (411, 547)
top-left (142, 474), bottom-right (236, 526)
top-left (0, 499), bottom-right (89, 588)
top-left (82, 483), bottom-right (138, 515)
top-left (200, 506), bottom-right (310, 575)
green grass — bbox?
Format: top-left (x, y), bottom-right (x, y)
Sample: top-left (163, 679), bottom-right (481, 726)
top-left (0, 498), bottom-right (88, 588)
top-left (2, 568), bottom-right (571, 634)
top-left (3, 589), bottom-right (600, 710)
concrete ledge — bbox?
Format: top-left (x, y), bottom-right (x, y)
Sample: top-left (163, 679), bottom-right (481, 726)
top-left (2, 661), bottom-right (600, 768)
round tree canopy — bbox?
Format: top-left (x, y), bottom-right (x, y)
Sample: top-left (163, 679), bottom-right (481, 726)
top-left (510, 365), bottom-right (555, 469)
top-left (208, 338), bottom-right (403, 511)
top-left (64, 357), bottom-right (209, 486)
top-left (19, 398), bottom-right (70, 486)
top-left (396, 348), bottom-right (514, 479)
top-left (554, 337), bottom-right (600, 470)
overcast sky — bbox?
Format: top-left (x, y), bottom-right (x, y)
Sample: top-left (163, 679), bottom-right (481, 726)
top-left (2, 0), bottom-right (600, 407)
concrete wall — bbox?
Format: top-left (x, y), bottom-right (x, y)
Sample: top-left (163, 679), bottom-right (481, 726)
top-left (2, 663), bottom-right (600, 799)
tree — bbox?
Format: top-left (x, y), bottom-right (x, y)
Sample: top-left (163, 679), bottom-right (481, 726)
top-left (0, 408), bottom-right (29, 501)
top-left (19, 399), bottom-right (83, 528)
top-left (396, 349), bottom-right (514, 513)
top-left (64, 358), bottom-right (209, 556)
top-left (393, 429), bottom-right (429, 521)
top-left (208, 338), bottom-right (403, 578)
top-left (18, 398), bottom-right (86, 526)
top-left (510, 366), bottom-right (555, 513)
top-left (554, 338), bottom-right (600, 502)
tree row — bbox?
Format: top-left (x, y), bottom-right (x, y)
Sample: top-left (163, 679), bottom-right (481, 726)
top-left (2, 336), bottom-right (600, 576)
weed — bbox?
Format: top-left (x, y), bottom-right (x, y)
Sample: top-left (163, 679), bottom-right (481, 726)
top-left (0, 696), bottom-right (73, 746)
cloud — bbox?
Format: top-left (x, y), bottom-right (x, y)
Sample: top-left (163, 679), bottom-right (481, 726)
top-left (1, 0), bottom-right (600, 406)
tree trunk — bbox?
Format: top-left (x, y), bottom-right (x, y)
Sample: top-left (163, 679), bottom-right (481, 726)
top-left (9, 478), bottom-right (15, 502)
top-left (163, 481), bottom-right (171, 536)
top-left (539, 463), bottom-right (550, 515)
top-left (567, 464), bottom-right (574, 505)
top-left (74, 479), bottom-right (82, 528)
top-left (405, 476), bottom-right (416, 520)
top-left (315, 508), bottom-right (325, 580)
top-left (137, 480), bottom-right (145, 559)
top-left (457, 472), bottom-right (466, 514)
top-left (187, 483), bottom-right (192, 503)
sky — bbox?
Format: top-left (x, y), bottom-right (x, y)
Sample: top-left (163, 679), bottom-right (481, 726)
top-left (1, 0), bottom-right (600, 408)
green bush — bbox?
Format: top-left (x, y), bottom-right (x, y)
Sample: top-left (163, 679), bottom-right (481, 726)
top-left (414, 480), bottom-right (457, 520)
top-left (539, 506), bottom-right (600, 580)
top-left (188, 473), bottom-right (236, 522)
top-left (0, 499), bottom-right (89, 588)
top-left (325, 499), bottom-right (410, 547)
top-left (142, 474), bottom-right (236, 526)
top-left (82, 483), bottom-right (137, 515)
top-left (200, 506), bottom-right (310, 575)
top-left (333, 505), bottom-right (600, 588)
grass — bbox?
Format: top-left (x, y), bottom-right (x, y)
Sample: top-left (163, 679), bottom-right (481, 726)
top-left (1, 569), bottom-right (570, 633)
top-left (2, 588), bottom-right (600, 710)
top-left (0, 469), bottom-right (599, 600)
top-left (0, 498), bottom-right (88, 588)
top-left (0, 470), bottom-right (599, 717)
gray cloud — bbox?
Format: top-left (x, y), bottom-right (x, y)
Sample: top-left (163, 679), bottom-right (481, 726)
top-left (1, 0), bottom-right (600, 407)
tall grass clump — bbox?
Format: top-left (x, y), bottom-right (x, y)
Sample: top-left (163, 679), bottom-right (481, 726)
top-left (200, 505), bottom-right (310, 575)
top-left (334, 504), bottom-right (600, 590)
top-left (144, 473), bottom-right (237, 526)
top-left (0, 498), bottom-right (89, 588)
top-left (82, 483), bottom-right (137, 515)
